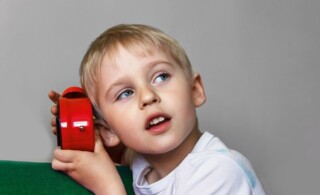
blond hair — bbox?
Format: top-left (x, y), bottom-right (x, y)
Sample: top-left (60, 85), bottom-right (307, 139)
top-left (79, 24), bottom-right (193, 118)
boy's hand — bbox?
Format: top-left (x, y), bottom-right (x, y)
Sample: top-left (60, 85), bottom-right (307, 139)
top-left (48, 90), bottom-right (129, 165)
top-left (52, 132), bottom-right (126, 194)
top-left (48, 90), bottom-right (60, 135)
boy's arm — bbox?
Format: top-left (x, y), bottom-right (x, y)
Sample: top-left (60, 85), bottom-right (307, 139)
top-left (49, 90), bottom-right (128, 194)
top-left (52, 132), bottom-right (127, 195)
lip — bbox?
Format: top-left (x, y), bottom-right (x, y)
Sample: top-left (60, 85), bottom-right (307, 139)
top-left (145, 112), bottom-right (171, 134)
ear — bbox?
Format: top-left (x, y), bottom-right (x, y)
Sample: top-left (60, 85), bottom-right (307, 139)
top-left (95, 120), bottom-right (121, 147)
top-left (192, 73), bottom-right (206, 107)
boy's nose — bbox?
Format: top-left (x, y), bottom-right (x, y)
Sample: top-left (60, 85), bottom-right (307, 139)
top-left (139, 85), bottom-right (160, 109)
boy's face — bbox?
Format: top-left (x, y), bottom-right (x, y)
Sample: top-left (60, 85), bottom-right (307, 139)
top-left (96, 45), bottom-right (204, 155)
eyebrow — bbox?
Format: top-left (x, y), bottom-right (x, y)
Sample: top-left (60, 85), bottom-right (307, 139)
top-left (148, 60), bottom-right (174, 69)
top-left (105, 77), bottom-right (130, 97)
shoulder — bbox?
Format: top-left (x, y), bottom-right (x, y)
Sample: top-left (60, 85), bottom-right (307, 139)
top-left (180, 150), bottom-right (252, 180)
top-left (189, 132), bottom-right (259, 189)
top-left (173, 150), bottom-right (259, 194)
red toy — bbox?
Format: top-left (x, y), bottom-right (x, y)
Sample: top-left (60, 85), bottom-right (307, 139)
top-left (56, 86), bottom-right (94, 152)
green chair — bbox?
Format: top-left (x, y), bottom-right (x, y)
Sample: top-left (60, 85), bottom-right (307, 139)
top-left (0, 160), bottom-right (134, 195)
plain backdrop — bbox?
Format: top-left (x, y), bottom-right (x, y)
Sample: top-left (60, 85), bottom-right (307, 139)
top-left (1, 1), bottom-right (319, 194)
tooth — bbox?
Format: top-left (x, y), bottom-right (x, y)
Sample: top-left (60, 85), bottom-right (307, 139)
top-left (149, 117), bottom-right (166, 128)
top-left (153, 118), bottom-right (159, 125)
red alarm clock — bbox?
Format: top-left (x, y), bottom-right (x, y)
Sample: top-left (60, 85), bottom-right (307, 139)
top-left (56, 86), bottom-right (94, 152)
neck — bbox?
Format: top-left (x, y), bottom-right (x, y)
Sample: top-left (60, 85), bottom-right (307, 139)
top-left (142, 128), bottom-right (202, 183)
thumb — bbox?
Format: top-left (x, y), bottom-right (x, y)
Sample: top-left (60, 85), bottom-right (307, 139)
top-left (94, 130), bottom-right (105, 153)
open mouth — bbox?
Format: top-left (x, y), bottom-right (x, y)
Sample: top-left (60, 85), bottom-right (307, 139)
top-left (146, 115), bottom-right (171, 130)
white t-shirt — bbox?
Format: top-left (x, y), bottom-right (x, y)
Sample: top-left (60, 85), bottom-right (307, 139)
top-left (132, 131), bottom-right (265, 195)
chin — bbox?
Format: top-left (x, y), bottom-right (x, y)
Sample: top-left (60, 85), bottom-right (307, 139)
top-left (151, 140), bottom-right (183, 155)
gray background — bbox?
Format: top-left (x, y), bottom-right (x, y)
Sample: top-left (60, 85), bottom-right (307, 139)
top-left (1, 1), bottom-right (319, 194)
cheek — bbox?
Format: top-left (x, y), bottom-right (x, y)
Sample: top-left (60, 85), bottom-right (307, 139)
top-left (165, 85), bottom-right (196, 118)
top-left (171, 81), bottom-right (194, 106)
top-left (100, 104), bottom-right (137, 132)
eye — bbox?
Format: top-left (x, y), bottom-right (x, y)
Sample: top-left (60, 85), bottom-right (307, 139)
top-left (154, 73), bottom-right (170, 84)
top-left (116, 89), bottom-right (134, 100)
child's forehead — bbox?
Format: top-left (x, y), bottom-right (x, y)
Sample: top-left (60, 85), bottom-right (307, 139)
top-left (103, 42), bottom-right (172, 65)
top-left (109, 42), bottom-right (166, 58)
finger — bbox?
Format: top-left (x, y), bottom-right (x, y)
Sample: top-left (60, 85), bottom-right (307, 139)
top-left (51, 105), bottom-right (58, 115)
top-left (51, 117), bottom-right (57, 134)
top-left (51, 127), bottom-right (57, 135)
top-left (48, 90), bottom-right (60, 104)
top-left (54, 148), bottom-right (80, 163)
top-left (52, 158), bottom-right (73, 172)
top-left (51, 117), bottom-right (57, 127)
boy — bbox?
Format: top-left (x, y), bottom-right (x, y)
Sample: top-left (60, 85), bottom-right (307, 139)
top-left (49, 24), bottom-right (265, 194)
